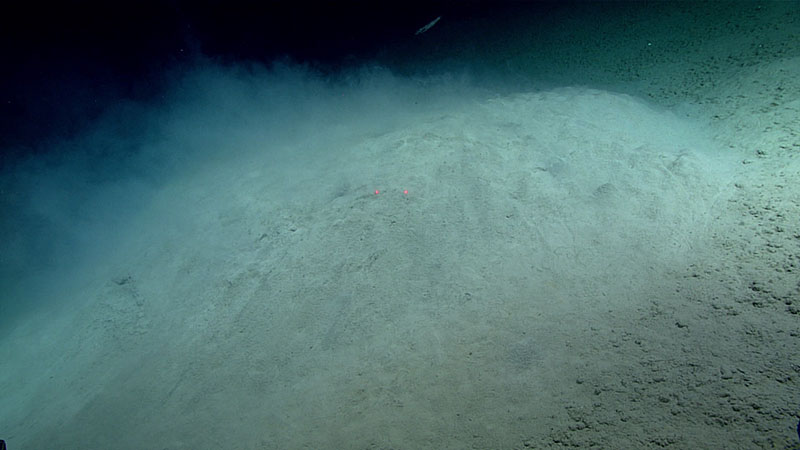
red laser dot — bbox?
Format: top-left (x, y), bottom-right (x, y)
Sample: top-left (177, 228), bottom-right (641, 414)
top-left (374, 190), bottom-right (380, 195)
top-left (403, 190), bottom-right (408, 195)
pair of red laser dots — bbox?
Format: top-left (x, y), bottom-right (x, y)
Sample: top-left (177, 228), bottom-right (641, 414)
top-left (374, 189), bottom-right (410, 195)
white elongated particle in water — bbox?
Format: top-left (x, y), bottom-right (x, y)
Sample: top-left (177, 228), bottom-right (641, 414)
top-left (415, 16), bottom-right (441, 35)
